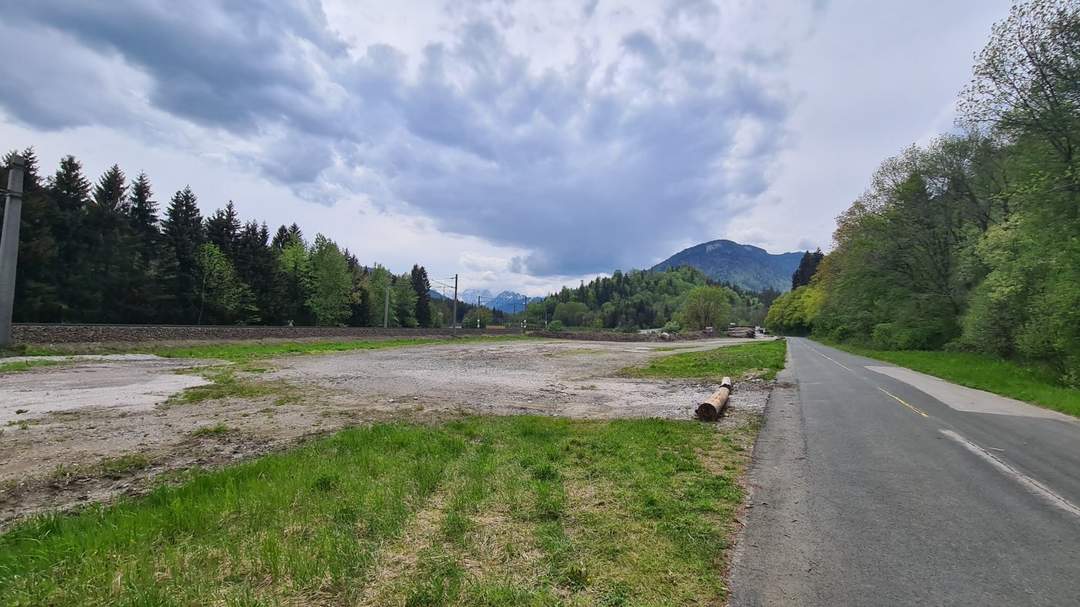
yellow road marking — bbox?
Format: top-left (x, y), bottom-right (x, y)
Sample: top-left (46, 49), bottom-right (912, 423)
top-left (877, 387), bottom-right (928, 417)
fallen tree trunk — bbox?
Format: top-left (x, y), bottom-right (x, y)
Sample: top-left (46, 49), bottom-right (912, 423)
top-left (695, 377), bottom-right (734, 421)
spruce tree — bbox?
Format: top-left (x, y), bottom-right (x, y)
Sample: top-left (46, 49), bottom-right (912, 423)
top-left (236, 220), bottom-right (285, 323)
top-left (126, 172), bottom-right (165, 322)
top-left (271, 224), bottom-right (291, 250)
top-left (48, 155), bottom-right (93, 321)
top-left (205, 201), bottom-right (241, 260)
top-left (410, 264), bottom-right (433, 327)
top-left (7, 148), bottom-right (62, 321)
top-left (87, 165), bottom-right (136, 322)
top-left (161, 186), bottom-right (205, 323)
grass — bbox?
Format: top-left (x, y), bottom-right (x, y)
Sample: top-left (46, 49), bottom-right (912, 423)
top-left (0, 416), bottom-right (754, 606)
top-left (168, 367), bottom-right (281, 405)
top-left (10, 335), bottom-right (533, 363)
top-left (0, 359), bottom-right (67, 374)
top-left (622, 339), bottom-right (787, 381)
top-left (49, 454), bottom-right (152, 482)
top-left (825, 342), bottom-right (1080, 418)
top-left (190, 423), bottom-right (232, 437)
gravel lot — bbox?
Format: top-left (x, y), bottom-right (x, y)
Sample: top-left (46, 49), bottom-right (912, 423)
top-left (0, 337), bottom-right (768, 526)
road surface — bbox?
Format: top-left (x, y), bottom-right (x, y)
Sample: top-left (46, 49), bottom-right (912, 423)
top-left (730, 337), bottom-right (1080, 606)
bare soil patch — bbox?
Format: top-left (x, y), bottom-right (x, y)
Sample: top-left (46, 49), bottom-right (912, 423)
top-left (0, 337), bottom-right (766, 528)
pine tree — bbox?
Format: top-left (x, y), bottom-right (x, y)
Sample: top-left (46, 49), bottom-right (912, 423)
top-left (161, 186), bottom-right (205, 323)
top-left (48, 155), bottom-right (93, 320)
top-left (7, 148), bottom-right (62, 321)
top-left (205, 201), bottom-right (241, 261)
top-left (410, 265), bottom-right (433, 327)
top-left (791, 249), bottom-right (825, 290)
top-left (87, 164), bottom-right (136, 322)
top-left (287, 223), bottom-right (304, 245)
top-left (125, 172), bottom-right (165, 322)
top-left (129, 172), bottom-right (159, 241)
top-left (236, 220), bottom-right (285, 323)
top-left (271, 224), bottom-right (291, 250)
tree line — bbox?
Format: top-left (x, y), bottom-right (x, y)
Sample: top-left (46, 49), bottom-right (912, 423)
top-left (0, 152), bottom-right (458, 327)
top-left (766, 0), bottom-right (1080, 385)
top-left (525, 266), bottom-right (778, 331)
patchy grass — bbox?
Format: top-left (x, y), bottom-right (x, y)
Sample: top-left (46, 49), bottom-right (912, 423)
top-left (48, 454), bottom-right (153, 482)
top-left (167, 367), bottom-right (280, 405)
top-left (622, 339), bottom-right (787, 381)
top-left (0, 359), bottom-right (67, 374)
top-left (16, 335), bottom-right (533, 362)
top-left (0, 416), bottom-right (754, 606)
top-left (99, 454), bottom-right (152, 476)
top-left (825, 342), bottom-right (1080, 418)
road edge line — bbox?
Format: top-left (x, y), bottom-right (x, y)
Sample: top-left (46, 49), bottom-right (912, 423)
top-left (940, 429), bottom-right (1080, 520)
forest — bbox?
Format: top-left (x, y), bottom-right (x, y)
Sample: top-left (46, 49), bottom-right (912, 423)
top-left (525, 266), bottom-right (777, 332)
top-left (0, 149), bottom-right (772, 332)
top-left (0, 151), bottom-right (460, 328)
top-left (766, 0), bottom-right (1080, 385)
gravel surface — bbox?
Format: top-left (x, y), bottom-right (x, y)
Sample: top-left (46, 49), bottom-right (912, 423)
top-left (0, 337), bottom-right (767, 528)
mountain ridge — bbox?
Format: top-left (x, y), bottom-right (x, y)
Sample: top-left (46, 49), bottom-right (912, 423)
top-left (650, 239), bottom-right (804, 292)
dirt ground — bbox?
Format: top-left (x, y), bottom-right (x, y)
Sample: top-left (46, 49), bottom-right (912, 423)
top-left (0, 337), bottom-right (768, 528)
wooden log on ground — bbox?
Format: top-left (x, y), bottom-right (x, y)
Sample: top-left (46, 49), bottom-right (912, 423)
top-left (695, 377), bottom-right (734, 421)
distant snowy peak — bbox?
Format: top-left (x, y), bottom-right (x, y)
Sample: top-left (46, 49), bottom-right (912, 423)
top-left (456, 288), bottom-right (537, 313)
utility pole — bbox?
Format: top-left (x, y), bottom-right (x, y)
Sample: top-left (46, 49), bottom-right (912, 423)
top-left (383, 284), bottom-right (390, 328)
top-left (477, 294), bottom-right (482, 329)
top-left (452, 274), bottom-right (458, 329)
top-left (0, 156), bottom-right (25, 348)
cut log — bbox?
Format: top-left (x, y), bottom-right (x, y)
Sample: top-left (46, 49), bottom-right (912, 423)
top-left (726, 326), bottom-right (755, 338)
top-left (695, 377), bottom-right (734, 421)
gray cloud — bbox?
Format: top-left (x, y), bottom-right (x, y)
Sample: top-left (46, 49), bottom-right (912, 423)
top-left (0, 0), bottom-right (802, 276)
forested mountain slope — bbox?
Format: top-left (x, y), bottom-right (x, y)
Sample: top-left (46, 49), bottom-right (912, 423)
top-left (651, 239), bottom-right (803, 292)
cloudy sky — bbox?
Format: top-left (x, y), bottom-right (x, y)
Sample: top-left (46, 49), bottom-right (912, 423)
top-left (0, 0), bottom-right (1012, 296)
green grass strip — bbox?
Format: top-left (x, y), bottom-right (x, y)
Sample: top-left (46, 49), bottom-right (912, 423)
top-left (0, 359), bottom-right (67, 374)
top-left (825, 342), bottom-right (1080, 418)
top-left (9, 334), bottom-right (533, 363)
top-left (621, 339), bottom-right (787, 381)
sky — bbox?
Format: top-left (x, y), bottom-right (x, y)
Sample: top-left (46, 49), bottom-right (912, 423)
top-left (0, 0), bottom-right (1013, 296)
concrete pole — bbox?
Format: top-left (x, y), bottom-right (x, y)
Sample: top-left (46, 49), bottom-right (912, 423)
top-left (0, 156), bottom-right (25, 348)
top-left (383, 284), bottom-right (390, 328)
top-left (452, 274), bottom-right (458, 330)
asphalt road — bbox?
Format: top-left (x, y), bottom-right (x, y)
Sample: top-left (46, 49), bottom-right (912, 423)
top-left (730, 337), bottom-right (1080, 606)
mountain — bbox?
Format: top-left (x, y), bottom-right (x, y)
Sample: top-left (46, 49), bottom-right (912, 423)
top-left (650, 239), bottom-right (804, 292)
top-left (457, 289), bottom-right (538, 313)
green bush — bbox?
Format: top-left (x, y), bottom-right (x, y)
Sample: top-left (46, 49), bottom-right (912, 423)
top-left (546, 320), bottom-right (565, 332)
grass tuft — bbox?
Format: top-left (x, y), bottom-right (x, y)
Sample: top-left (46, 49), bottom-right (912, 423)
top-left (190, 423), bottom-right (232, 437)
